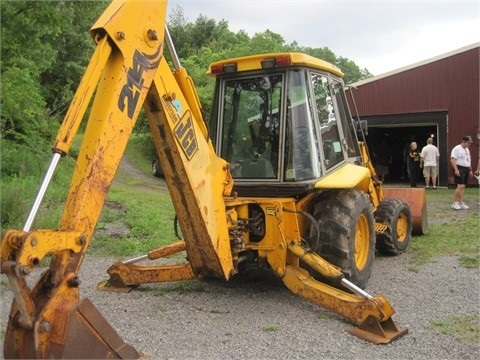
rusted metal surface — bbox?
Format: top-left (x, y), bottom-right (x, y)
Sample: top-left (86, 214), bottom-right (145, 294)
top-left (61, 298), bottom-right (140, 359)
top-left (4, 298), bottom-right (141, 359)
top-left (98, 262), bottom-right (196, 292)
top-left (348, 316), bottom-right (408, 344)
top-left (147, 240), bottom-right (186, 260)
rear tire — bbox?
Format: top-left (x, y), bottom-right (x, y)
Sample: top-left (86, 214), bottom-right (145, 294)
top-left (306, 189), bottom-right (375, 289)
top-left (374, 198), bottom-right (412, 255)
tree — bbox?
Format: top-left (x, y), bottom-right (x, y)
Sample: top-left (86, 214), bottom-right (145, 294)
top-left (337, 57), bottom-right (366, 85)
top-left (248, 30), bottom-right (286, 54)
top-left (40, 1), bottom-right (108, 117)
top-left (0, 0), bottom-right (107, 143)
top-left (303, 47), bottom-right (337, 65)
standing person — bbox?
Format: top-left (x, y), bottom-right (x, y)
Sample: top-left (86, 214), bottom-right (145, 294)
top-left (408, 141), bottom-right (421, 187)
top-left (402, 135), bottom-right (416, 180)
top-left (450, 135), bottom-right (473, 210)
top-left (420, 137), bottom-right (440, 189)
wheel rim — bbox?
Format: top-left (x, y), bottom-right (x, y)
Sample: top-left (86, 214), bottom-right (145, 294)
top-left (354, 213), bottom-right (370, 270)
top-left (396, 212), bottom-right (409, 243)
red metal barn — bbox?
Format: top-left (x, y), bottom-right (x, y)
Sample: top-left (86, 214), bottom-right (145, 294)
top-left (347, 43), bottom-right (479, 186)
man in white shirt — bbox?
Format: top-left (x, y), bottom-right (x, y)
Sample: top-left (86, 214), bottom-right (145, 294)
top-left (420, 137), bottom-right (440, 189)
top-left (450, 135), bottom-right (473, 210)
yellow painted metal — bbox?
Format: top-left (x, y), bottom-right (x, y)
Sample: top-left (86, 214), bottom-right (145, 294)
top-left (98, 241), bottom-right (196, 292)
top-left (374, 223), bottom-right (388, 233)
top-left (313, 163), bottom-right (372, 192)
top-left (256, 201), bottom-right (293, 277)
top-left (348, 317), bottom-right (408, 344)
top-left (99, 262), bottom-right (196, 292)
top-left (285, 242), bottom-right (407, 343)
top-left (172, 66), bottom-right (208, 141)
top-left (395, 211), bottom-right (409, 243)
top-left (358, 141), bottom-right (384, 209)
top-left (287, 242), bottom-right (344, 281)
top-left (207, 52), bottom-right (344, 77)
top-left (1, 230), bottom-right (83, 270)
top-left (147, 240), bottom-right (186, 260)
top-left (56, 0), bottom-right (168, 273)
top-left (282, 265), bottom-right (396, 326)
top-left (145, 58), bottom-right (234, 280)
top-left (52, 35), bottom-right (112, 155)
top-left (354, 213), bottom-right (371, 271)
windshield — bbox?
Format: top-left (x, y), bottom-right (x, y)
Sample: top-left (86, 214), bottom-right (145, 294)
top-left (218, 74), bottom-right (283, 179)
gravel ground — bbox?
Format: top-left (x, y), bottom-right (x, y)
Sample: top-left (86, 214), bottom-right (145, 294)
top-left (1, 252), bottom-right (479, 359)
top-left (1, 171), bottom-right (479, 359)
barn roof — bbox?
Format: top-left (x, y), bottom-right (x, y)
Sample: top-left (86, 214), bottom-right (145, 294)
top-left (349, 42), bottom-right (480, 87)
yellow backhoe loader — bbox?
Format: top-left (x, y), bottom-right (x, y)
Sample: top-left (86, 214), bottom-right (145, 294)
top-left (0, 0), bottom-right (427, 358)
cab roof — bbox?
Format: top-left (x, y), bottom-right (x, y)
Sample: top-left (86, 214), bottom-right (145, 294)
top-left (207, 52), bottom-right (344, 77)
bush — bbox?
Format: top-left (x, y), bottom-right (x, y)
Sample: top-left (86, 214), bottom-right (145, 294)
top-left (1, 175), bottom-right (39, 230)
top-left (1, 141), bottom-right (76, 232)
top-left (0, 140), bottom-right (50, 178)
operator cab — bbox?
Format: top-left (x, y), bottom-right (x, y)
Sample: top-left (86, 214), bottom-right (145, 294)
top-left (208, 53), bottom-right (362, 197)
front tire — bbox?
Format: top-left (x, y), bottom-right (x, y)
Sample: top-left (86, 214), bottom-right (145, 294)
top-left (306, 189), bottom-right (375, 289)
top-left (374, 198), bottom-right (412, 255)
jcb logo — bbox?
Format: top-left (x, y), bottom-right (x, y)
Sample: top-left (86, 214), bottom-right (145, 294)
top-left (174, 112), bottom-right (198, 160)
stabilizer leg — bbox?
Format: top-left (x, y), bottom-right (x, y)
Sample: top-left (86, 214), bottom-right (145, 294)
top-left (98, 241), bottom-right (196, 292)
top-left (284, 241), bottom-right (408, 344)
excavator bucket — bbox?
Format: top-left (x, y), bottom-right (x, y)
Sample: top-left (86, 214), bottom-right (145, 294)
top-left (348, 316), bottom-right (408, 344)
top-left (383, 187), bottom-right (428, 235)
top-left (4, 298), bottom-right (141, 359)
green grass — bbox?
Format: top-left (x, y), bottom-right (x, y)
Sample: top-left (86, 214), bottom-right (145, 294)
top-left (263, 325), bottom-right (279, 332)
top-left (88, 190), bottom-right (177, 257)
top-left (80, 132), bottom-right (177, 257)
top-left (429, 315), bottom-right (480, 342)
top-left (124, 133), bottom-right (156, 175)
top-left (407, 187), bottom-right (480, 267)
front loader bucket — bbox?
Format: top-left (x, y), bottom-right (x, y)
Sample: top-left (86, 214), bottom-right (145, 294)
top-left (4, 298), bottom-right (141, 359)
top-left (383, 187), bottom-right (428, 235)
top-left (348, 316), bottom-right (408, 344)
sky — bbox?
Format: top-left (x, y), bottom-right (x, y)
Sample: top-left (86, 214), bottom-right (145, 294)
top-left (168, 0), bottom-right (480, 75)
